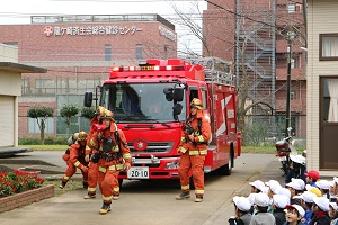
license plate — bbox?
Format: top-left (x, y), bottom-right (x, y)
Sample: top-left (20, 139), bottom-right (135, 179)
top-left (127, 166), bottom-right (149, 179)
top-left (277, 156), bottom-right (287, 162)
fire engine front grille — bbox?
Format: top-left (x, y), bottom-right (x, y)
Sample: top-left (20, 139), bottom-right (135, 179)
top-left (128, 142), bottom-right (173, 153)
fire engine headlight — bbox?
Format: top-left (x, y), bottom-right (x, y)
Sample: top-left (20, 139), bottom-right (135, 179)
top-left (166, 161), bottom-right (179, 169)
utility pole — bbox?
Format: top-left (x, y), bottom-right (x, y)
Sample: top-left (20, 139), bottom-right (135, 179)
top-left (285, 29), bottom-right (295, 136)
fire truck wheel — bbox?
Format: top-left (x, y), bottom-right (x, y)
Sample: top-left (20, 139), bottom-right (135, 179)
top-left (218, 150), bottom-right (234, 175)
top-left (223, 163), bottom-right (232, 175)
top-left (118, 179), bottom-right (124, 190)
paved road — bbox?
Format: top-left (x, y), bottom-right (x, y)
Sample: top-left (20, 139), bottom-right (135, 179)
top-left (0, 153), bottom-right (282, 225)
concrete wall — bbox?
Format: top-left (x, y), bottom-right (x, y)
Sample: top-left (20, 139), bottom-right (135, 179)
top-left (0, 44), bottom-right (18, 63)
top-left (0, 71), bottom-right (21, 97)
top-left (307, 0), bottom-right (338, 175)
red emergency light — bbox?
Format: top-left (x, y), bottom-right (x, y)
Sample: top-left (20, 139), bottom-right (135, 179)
top-left (109, 59), bottom-right (205, 81)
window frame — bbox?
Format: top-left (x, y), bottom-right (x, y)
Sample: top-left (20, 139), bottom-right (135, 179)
top-left (287, 3), bottom-right (296, 13)
top-left (135, 44), bottom-right (144, 60)
top-left (104, 44), bottom-right (113, 61)
top-left (319, 34), bottom-right (338, 61)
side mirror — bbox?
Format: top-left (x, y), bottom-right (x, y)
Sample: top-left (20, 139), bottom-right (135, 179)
top-left (163, 88), bottom-right (174, 101)
top-left (173, 104), bottom-right (182, 117)
top-left (84, 92), bottom-right (93, 107)
top-left (174, 88), bottom-right (184, 102)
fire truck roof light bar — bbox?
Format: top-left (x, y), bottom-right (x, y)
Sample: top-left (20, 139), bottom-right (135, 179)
top-left (111, 64), bottom-right (184, 72)
top-left (109, 59), bottom-right (205, 81)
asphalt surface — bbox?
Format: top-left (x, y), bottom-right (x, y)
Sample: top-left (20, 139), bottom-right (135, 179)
top-left (0, 152), bottom-right (283, 225)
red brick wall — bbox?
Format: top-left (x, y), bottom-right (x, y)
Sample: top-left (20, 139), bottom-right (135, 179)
top-left (0, 185), bottom-right (54, 212)
top-left (203, 1), bottom-right (235, 61)
top-left (0, 20), bottom-right (177, 137)
top-left (0, 21), bottom-right (177, 62)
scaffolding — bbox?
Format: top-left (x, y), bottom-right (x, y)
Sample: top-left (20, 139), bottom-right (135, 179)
top-left (235, 0), bottom-right (277, 137)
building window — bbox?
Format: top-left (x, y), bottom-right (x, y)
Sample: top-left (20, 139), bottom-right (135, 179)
top-left (320, 34), bottom-right (338, 61)
top-left (21, 78), bottom-right (29, 95)
top-left (135, 44), bottom-right (143, 60)
top-left (287, 3), bottom-right (295, 13)
top-left (35, 79), bottom-right (55, 96)
top-left (322, 78), bottom-right (338, 123)
top-left (291, 54), bottom-right (301, 69)
top-left (290, 91), bottom-right (295, 100)
top-left (28, 117), bottom-right (54, 134)
top-left (104, 44), bottom-right (112, 61)
top-left (163, 45), bottom-right (168, 59)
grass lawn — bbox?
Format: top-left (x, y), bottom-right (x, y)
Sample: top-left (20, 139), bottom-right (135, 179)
top-left (20, 145), bottom-right (66, 151)
top-left (44, 179), bottom-right (84, 196)
top-left (20, 144), bottom-right (305, 154)
top-left (242, 145), bottom-right (305, 154)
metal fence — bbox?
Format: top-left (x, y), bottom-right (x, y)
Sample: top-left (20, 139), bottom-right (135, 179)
top-left (242, 114), bottom-right (306, 145)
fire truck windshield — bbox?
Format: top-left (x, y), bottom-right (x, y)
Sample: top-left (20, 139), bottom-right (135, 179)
top-left (100, 83), bottom-right (186, 123)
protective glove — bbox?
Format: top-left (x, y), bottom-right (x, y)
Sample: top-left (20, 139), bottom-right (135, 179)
top-left (80, 165), bottom-right (88, 173)
top-left (124, 162), bottom-right (132, 171)
top-left (85, 155), bottom-right (90, 162)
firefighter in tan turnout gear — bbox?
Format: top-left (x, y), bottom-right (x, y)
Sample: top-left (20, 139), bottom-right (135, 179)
top-left (176, 98), bottom-right (212, 202)
top-left (94, 106), bottom-right (132, 215)
top-left (60, 132), bottom-right (89, 189)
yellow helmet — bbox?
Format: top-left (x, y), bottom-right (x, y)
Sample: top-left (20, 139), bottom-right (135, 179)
top-left (190, 98), bottom-right (203, 110)
top-left (309, 187), bottom-right (322, 197)
top-left (77, 131), bottom-right (88, 142)
top-left (98, 106), bottom-right (114, 120)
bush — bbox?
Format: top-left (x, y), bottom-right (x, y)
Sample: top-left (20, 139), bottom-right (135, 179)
top-left (243, 122), bottom-right (268, 146)
top-left (0, 170), bottom-right (45, 198)
top-left (19, 136), bottom-right (68, 145)
top-left (60, 105), bottom-right (79, 126)
top-left (19, 137), bottom-right (41, 145)
top-left (81, 107), bottom-right (96, 119)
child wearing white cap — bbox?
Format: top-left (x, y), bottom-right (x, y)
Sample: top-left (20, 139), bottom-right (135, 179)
top-left (272, 195), bottom-right (288, 225)
top-left (316, 180), bottom-right (332, 200)
top-left (285, 154), bottom-right (306, 184)
top-left (284, 204), bottom-right (305, 225)
top-left (249, 180), bottom-right (267, 193)
top-left (329, 201), bottom-right (338, 225)
top-left (292, 191), bottom-right (316, 225)
top-left (311, 197), bottom-right (331, 225)
top-left (229, 196), bottom-right (252, 225)
top-left (249, 193), bottom-right (276, 225)
top-left (329, 180), bottom-right (337, 203)
top-left (286, 179), bottom-right (305, 203)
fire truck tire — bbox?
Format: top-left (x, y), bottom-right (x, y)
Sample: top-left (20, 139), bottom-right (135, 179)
top-left (118, 179), bottom-right (124, 190)
top-left (219, 149), bottom-right (234, 175)
top-left (223, 163), bottom-right (232, 175)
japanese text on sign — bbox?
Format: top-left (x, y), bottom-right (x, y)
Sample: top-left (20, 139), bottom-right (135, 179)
top-left (43, 25), bottom-right (143, 37)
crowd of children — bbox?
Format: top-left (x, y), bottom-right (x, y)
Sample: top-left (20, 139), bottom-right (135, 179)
top-left (228, 171), bottom-right (338, 225)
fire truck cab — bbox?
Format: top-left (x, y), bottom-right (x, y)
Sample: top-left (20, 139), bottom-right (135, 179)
top-left (85, 59), bottom-right (241, 181)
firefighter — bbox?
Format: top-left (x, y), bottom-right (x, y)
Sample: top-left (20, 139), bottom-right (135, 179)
top-left (84, 115), bottom-right (122, 200)
top-left (95, 106), bottom-right (132, 215)
top-left (84, 115), bottom-right (100, 199)
top-left (60, 131), bottom-right (89, 189)
top-left (62, 132), bottom-right (79, 162)
top-left (176, 98), bottom-right (212, 202)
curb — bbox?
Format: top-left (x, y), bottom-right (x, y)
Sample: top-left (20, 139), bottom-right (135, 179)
top-left (0, 184), bottom-right (54, 213)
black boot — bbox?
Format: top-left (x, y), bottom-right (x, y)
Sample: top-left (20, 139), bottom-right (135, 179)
top-left (176, 190), bottom-right (190, 200)
top-left (82, 181), bottom-right (88, 189)
top-left (99, 201), bottom-right (111, 215)
top-left (59, 179), bottom-right (67, 189)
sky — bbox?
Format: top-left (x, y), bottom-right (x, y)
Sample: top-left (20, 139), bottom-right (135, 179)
top-left (0, 0), bottom-right (207, 56)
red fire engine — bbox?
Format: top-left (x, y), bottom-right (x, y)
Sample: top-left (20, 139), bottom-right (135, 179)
top-left (85, 59), bottom-right (241, 182)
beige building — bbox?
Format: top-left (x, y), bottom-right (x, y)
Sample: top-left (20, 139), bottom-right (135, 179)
top-left (307, 0), bottom-right (338, 175)
top-left (0, 44), bottom-right (45, 152)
